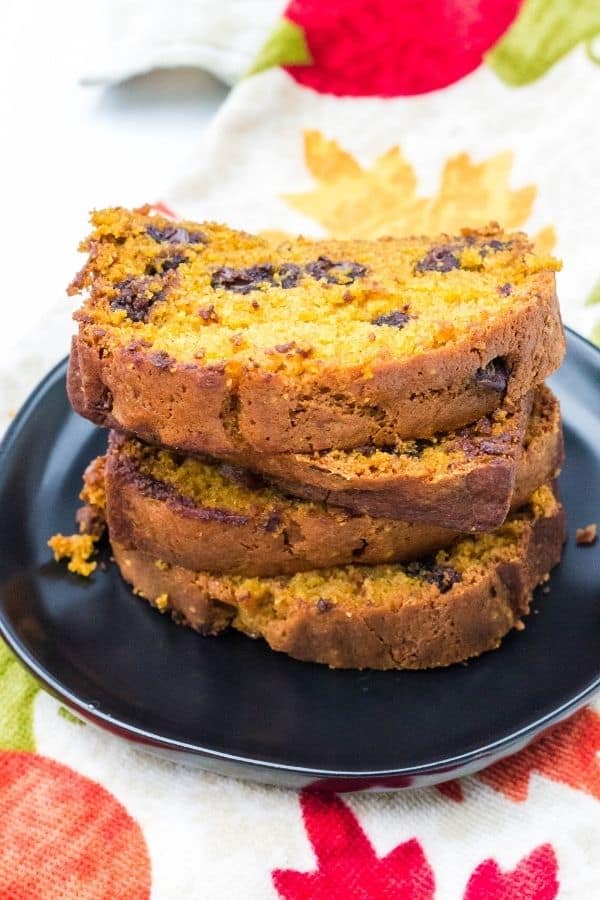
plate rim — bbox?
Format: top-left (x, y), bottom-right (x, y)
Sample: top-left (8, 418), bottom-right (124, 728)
top-left (0, 327), bottom-right (599, 782)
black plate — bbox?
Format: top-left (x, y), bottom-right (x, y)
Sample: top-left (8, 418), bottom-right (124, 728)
top-left (0, 329), bottom-right (599, 790)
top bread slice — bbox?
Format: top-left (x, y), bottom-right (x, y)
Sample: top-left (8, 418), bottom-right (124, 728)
top-left (67, 207), bottom-right (565, 454)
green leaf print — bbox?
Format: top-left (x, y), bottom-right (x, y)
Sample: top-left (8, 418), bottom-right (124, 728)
top-left (0, 640), bottom-right (40, 751)
top-left (487, 0), bottom-right (600, 86)
top-left (248, 18), bottom-right (312, 77)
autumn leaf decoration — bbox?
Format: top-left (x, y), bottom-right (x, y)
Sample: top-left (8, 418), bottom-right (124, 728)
top-left (438, 706), bottom-right (600, 804)
top-left (273, 791), bottom-right (435, 900)
top-left (464, 843), bottom-right (559, 900)
top-left (283, 130), bottom-right (555, 253)
top-left (273, 790), bottom-right (559, 900)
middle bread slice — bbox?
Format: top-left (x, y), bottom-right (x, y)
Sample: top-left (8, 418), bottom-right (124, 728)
top-left (91, 386), bottom-right (563, 578)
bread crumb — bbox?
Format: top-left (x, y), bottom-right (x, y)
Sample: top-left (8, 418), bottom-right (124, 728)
top-left (576, 523), bottom-right (597, 546)
top-left (48, 533), bottom-right (99, 577)
top-left (155, 593), bottom-right (170, 612)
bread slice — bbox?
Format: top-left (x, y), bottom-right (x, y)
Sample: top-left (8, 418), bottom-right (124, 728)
top-left (68, 207), bottom-right (564, 454)
top-left (88, 387), bottom-right (561, 577)
top-left (112, 484), bottom-right (566, 669)
top-left (219, 386), bottom-right (562, 529)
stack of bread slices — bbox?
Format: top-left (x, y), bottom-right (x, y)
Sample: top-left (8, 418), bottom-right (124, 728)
top-left (57, 206), bottom-right (568, 669)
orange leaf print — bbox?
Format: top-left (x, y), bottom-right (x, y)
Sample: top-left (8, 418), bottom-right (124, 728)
top-left (479, 707), bottom-right (600, 802)
top-left (284, 131), bottom-right (554, 250)
top-left (437, 707), bottom-right (600, 804)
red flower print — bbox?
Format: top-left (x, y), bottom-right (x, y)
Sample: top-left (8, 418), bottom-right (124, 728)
top-left (272, 790), bottom-right (435, 899)
top-left (283, 0), bottom-right (523, 97)
top-left (0, 751), bottom-right (151, 899)
top-left (464, 843), bottom-right (559, 900)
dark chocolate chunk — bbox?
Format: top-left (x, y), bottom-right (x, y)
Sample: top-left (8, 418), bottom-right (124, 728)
top-left (316, 598), bottom-right (333, 613)
top-left (211, 264), bottom-right (275, 294)
top-left (400, 439), bottom-right (428, 458)
top-left (406, 559), bottom-right (462, 593)
top-left (278, 263), bottom-right (303, 289)
top-left (148, 350), bottom-right (173, 369)
top-left (147, 225), bottom-right (207, 245)
top-left (415, 246), bottom-right (460, 273)
top-left (306, 256), bottom-right (368, 284)
top-left (356, 443), bottom-right (398, 457)
top-left (473, 357), bottom-right (509, 393)
top-left (111, 277), bottom-right (164, 322)
top-left (161, 252), bottom-right (188, 272)
top-left (371, 310), bottom-right (411, 329)
top-left (497, 282), bottom-right (512, 296)
top-left (424, 565), bottom-right (462, 593)
top-left (484, 239), bottom-right (512, 252)
top-left (352, 540), bottom-right (368, 558)
top-left (264, 511), bottom-right (282, 533)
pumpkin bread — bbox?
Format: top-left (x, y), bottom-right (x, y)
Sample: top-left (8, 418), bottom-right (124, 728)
top-left (112, 484), bottom-right (566, 669)
top-left (68, 385), bottom-right (562, 578)
top-left (67, 207), bottom-right (564, 455)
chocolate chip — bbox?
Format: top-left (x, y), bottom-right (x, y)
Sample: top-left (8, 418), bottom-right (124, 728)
top-left (148, 350), bottom-right (173, 369)
top-left (473, 357), bottom-right (509, 393)
top-left (400, 439), bottom-right (428, 458)
top-left (274, 342), bottom-right (296, 353)
top-left (497, 283), bottom-right (512, 296)
top-left (316, 598), bottom-right (333, 613)
top-left (355, 444), bottom-right (377, 457)
top-left (447, 433), bottom-right (512, 458)
top-left (278, 263), bottom-right (303, 289)
top-left (111, 277), bottom-right (164, 322)
top-left (198, 304), bottom-right (219, 323)
top-left (485, 239), bottom-right (512, 252)
top-left (415, 246), bottom-right (460, 273)
top-left (406, 559), bottom-right (462, 593)
top-left (161, 252), bottom-right (188, 272)
top-left (371, 310), bottom-right (411, 329)
top-left (264, 511), bottom-right (282, 533)
top-left (305, 256), bottom-right (368, 284)
top-left (352, 540), bottom-right (368, 558)
top-left (147, 225), bottom-right (207, 245)
top-left (211, 264), bottom-right (275, 294)
top-left (426, 566), bottom-right (462, 593)
top-left (356, 443), bottom-right (398, 457)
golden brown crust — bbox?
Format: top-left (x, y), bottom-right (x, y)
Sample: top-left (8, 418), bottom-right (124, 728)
top-left (68, 269), bottom-right (565, 454)
top-left (221, 387), bottom-right (562, 528)
top-left (111, 497), bottom-right (566, 670)
top-left (103, 392), bottom-right (562, 577)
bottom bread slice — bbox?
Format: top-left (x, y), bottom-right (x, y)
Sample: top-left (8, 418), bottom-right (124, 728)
top-left (112, 483), bottom-right (566, 670)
